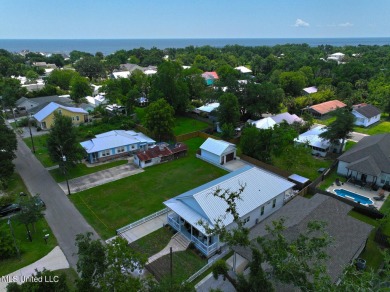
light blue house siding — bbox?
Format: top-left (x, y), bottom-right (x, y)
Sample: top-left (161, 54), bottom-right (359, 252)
top-left (200, 149), bottom-right (221, 165)
top-left (164, 166), bottom-right (295, 257)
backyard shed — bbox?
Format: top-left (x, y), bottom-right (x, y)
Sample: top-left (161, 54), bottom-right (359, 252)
top-left (199, 138), bottom-right (236, 165)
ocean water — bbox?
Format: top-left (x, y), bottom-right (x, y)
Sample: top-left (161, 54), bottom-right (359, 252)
top-left (0, 38), bottom-right (389, 55)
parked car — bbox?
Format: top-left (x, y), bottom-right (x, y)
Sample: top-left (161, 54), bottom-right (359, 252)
top-left (0, 204), bottom-right (21, 217)
top-left (33, 196), bottom-right (46, 209)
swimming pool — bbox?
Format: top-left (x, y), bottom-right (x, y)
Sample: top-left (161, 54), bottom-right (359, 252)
top-left (334, 189), bottom-right (374, 205)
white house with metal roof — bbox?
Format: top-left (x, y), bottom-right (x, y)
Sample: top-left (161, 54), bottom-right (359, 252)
top-left (80, 130), bottom-right (155, 163)
top-left (199, 138), bottom-right (236, 165)
top-left (164, 165), bottom-right (295, 257)
top-left (294, 125), bottom-right (343, 157)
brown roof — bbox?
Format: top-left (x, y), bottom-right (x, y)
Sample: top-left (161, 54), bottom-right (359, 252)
top-left (309, 100), bottom-right (346, 115)
top-left (136, 143), bottom-right (187, 161)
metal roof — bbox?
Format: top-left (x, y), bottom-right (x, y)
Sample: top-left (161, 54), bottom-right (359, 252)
top-left (294, 125), bottom-right (333, 149)
top-left (251, 117), bottom-right (276, 129)
top-left (80, 130), bottom-right (155, 153)
top-left (164, 166), bottom-right (295, 230)
top-left (197, 102), bottom-right (219, 113)
top-left (200, 138), bottom-right (236, 156)
top-left (33, 102), bottom-right (87, 122)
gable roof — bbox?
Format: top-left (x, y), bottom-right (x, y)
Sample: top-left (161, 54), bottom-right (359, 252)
top-left (164, 166), bottom-right (295, 233)
top-left (200, 138), bottom-right (236, 156)
top-left (80, 130), bottom-right (155, 153)
top-left (235, 66), bottom-right (252, 73)
top-left (202, 71), bottom-right (219, 80)
top-left (352, 103), bottom-right (381, 119)
top-left (270, 112), bottom-right (303, 124)
top-left (294, 125), bottom-right (331, 149)
top-left (233, 194), bottom-right (373, 282)
top-left (136, 143), bottom-right (188, 162)
top-left (33, 102), bottom-right (87, 122)
top-left (309, 100), bottom-right (346, 115)
top-left (338, 134), bottom-right (390, 174)
top-left (251, 117), bottom-right (276, 129)
top-left (303, 86), bottom-right (318, 94)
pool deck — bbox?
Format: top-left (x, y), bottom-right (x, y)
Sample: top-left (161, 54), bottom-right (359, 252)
top-left (327, 182), bottom-right (389, 210)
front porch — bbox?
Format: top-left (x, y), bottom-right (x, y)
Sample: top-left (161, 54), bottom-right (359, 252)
top-left (167, 213), bottom-right (219, 257)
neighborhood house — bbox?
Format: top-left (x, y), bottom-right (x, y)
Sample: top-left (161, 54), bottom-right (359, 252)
top-left (199, 138), bottom-right (236, 165)
top-left (352, 103), bottom-right (381, 127)
top-left (164, 165), bottom-right (295, 257)
top-left (337, 133), bottom-right (390, 188)
top-left (306, 100), bottom-right (347, 118)
top-left (294, 125), bottom-right (343, 157)
top-left (134, 142), bottom-right (188, 168)
top-left (32, 102), bottom-right (88, 130)
top-left (249, 112), bottom-right (303, 129)
top-left (80, 130), bottom-right (155, 163)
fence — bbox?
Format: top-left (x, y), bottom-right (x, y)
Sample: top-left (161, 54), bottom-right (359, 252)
top-left (185, 247), bottom-right (231, 284)
top-left (116, 208), bottom-right (169, 234)
top-left (240, 154), bottom-right (293, 179)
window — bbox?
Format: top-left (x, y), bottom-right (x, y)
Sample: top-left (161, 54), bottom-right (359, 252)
top-left (145, 159), bottom-right (152, 164)
top-left (101, 149), bottom-right (110, 157)
top-left (117, 146), bottom-right (125, 153)
top-left (272, 199), bottom-right (276, 208)
top-left (72, 116), bottom-right (75, 121)
top-left (261, 206), bottom-right (264, 216)
top-left (243, 216), bottom-right (250, 224)
top-left (58, 109), bottom-right (62, 115)
top-left (76, 116), bottom-right (79, 121)
top-left (131, 145), bottom-right (135, 149)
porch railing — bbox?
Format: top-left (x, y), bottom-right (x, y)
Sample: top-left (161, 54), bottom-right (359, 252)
top-left (167, 215), bottom-right (218, 256)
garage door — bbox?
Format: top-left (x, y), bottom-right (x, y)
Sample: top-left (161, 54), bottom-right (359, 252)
top-left (225, 152), bottom-right (234, 162)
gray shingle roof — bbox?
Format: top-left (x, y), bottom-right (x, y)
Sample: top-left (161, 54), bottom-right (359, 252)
top-left (233, 194), bottom-right (373, 282)
top-left (338, 134), bottom-right (390, 174)
top-left (354, 104), bottom-right (381, 118)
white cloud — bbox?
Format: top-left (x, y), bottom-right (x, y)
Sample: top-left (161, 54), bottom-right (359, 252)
top-left (338, 22), bottom-right (353, 27)
top-left (294, 19), bottom-right (310, 27)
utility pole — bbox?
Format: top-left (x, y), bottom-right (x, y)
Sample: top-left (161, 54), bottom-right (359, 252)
top-left (8, 217), bottom-right (21, 259)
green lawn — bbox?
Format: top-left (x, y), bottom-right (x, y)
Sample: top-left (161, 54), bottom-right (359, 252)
top-left (344, 140), bottom-right (357, 151)
top-left (173, 116), bottom-right (209, 136)
top-left (23, 134), bottom-right (56, 168)
top-left (147, 249), bottom-right (207, 282)
top-left (129, 226), bottom-right (174, 257)
top-left (353, 120), bottom-right (390, 135)
top-left (50, 160), bottom-right (128, 182)
top-left (273, 154), bottom-right (334, 181)
top-left (314, 116), bottom-right (336, 126)
top-left (3, 173), bottom-right (30, 197)
top-left (70, 137), bottom-right (227, 239)
top-left (0, 217), bottom-right (57, 276)
top-left (317, 169), bottom-right (341, 191)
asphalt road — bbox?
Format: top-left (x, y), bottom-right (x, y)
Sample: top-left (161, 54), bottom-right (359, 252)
top-left (13, 134), bottom-right (100, 269)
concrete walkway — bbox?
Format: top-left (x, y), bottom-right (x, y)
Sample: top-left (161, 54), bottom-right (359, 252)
top-left (0, 246), bottom-right (69, 291)
top-left (147, 233), bottom-right (189, 263)
top-left (118, 213), bottom-right (167, 244)
top-left (58, 163), bottom-right (144, 193)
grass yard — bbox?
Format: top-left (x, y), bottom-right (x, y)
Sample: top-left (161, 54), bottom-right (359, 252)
top-left (273, 154), bottom-right (334, 181)
top-left (173, 116), bottom-right (209, 136)
top-left (129, 226), bottom-right (174, 258)
top-left (50, 160), bottom-right (128, 182)
top-left (314, 116), bottom-right (336, 126)
top-left (70, 137), bottom-right (227, 239)
top-left (146, 249), bottom-right (207, 282)
top-left (3, 173), bottom-right (30, 197)
top-left (23, 135), bottom-right (56, 168)
top-left (353, 120), bottom-right (390, 135)
top-left (317, 169), bottom-right (341, 191)
top-left (0, 217), bottom-right (57, 276)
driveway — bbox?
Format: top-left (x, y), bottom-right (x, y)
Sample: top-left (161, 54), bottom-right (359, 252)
top-left (13, 134), bottom-right (100, 269)
top-left (58, 163), bottom-right (143, 194)
top-left (349, 131), bottom-right (369, 142)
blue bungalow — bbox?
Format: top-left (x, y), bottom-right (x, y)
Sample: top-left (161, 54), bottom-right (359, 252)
top-left (80, 130), bottom-right (155, 163)
top-left (164, 166), bottom-right (295, 257)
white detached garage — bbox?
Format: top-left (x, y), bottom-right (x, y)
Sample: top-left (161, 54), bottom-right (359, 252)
top-left (199, 138), bottom-right (236, 165)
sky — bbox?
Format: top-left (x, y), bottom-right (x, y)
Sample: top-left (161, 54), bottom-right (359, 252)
top-left (0, 0), bottom-right (389, 39)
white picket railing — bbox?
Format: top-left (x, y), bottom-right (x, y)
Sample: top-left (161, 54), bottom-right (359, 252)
top-left (116, 208), bottom-right (169, 234)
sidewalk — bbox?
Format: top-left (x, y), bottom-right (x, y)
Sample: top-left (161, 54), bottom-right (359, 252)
top-left (58, 163), bottom-right (144, 193)
top-left (0, 246), bottom-right (69, 291)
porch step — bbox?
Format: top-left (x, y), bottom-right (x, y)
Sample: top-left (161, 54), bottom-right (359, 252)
top-left (172, 232), bottom-right (191, 249)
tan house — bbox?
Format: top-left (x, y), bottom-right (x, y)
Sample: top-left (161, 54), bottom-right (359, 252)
top-left (33, 102), bottom-right (88, 130)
